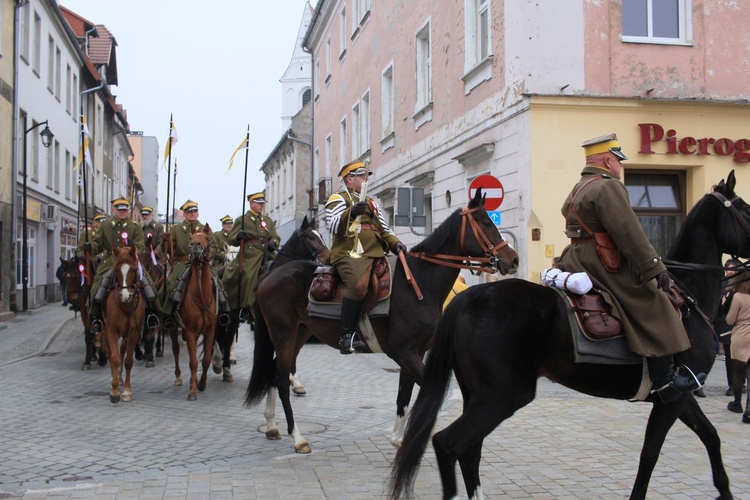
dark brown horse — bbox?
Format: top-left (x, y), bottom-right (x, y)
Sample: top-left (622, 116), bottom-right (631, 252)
top-left (245, 189), bottom-right (519, 453)
top-left (169, 225), bottom-right (218, 400)
top-left (389, 172), bottom-right (750, 499)
top-left (136, 238), bottom-right (166, 367)
top-left (60, 256), bottom-right (99, 369)
top-left (102, 246), bottom-right (146, 403)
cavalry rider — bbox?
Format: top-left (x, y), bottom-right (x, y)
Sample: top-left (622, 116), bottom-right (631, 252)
top-left (161, 200), bottom-right (230, 326)
top-left (140, 206), bottom-right (164, 262)
top-left (209, 215), bottom-right (234, 273)
top-left (222, 192), bottom-right (281, 323)
top-left (325, 160), bottom-right (407, 354)
top-left (556, 133), bottom-right (705, 403)
top-left (75, 213), bottom-right (106, 259)
top-left (87, 197), bottom-right (161, 344)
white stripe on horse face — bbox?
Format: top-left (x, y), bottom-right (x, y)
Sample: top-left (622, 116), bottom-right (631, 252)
top-left (119, 262), bottom-right (132, 301)
top-left (311, 230), bottom-right (324, 245)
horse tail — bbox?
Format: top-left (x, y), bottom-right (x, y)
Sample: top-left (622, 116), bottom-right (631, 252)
top-left (244, 306), bottom-right (276, 407)
top-left (389, 296), bottom-right (459, 499)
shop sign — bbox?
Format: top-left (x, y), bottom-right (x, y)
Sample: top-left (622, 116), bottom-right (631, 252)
top-left (638, 123), bottom-right (750, 164)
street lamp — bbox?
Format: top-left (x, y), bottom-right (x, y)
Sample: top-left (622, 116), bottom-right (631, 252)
top-left (22, 120), bottom-right (54, 312)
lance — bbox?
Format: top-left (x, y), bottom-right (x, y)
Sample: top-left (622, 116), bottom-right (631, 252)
top-left (171, 159), bottom-right (178, 231)
top-left (162, 115), bottom-right (175, 305)
top-left (236, 126), bottom-right (250, 314)
top-left (79, 111), bottom-right (92, 286)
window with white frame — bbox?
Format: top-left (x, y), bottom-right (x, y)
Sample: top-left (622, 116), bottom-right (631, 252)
top-left (360, 91), bottom-right (370, 154)
top-left (65, 150), bottom-right (71, 200)
top-left (55, 47), bottom-right (61, 100)
top-left (31, 121), bottom-right (39, 181)
top-left (359, 0), bottom-right (371, 23)
top-left (351, 0), bottom-right (360, 35)
top-left (65, 64), bottom-right (71, 113)
top-left (325, 36), bottom-right (332, 82)
top-left (415, 21), bottom-right (432, 111)
top-left (340, 117), bottom-right (347, 164)
top-left (351, 103), bottom-right (360, 160)
top-left (315, 59), bottom-right (320, 97)
top-left (381, 64), bottom-right (394, 139)
top-left (33, 12), bottom-right (41, 74)
top-left (72, 75), bottom-right (77, 117)
top-left (47, 36), bottom-right (54, 91)
top-left (46, 138), bottom-right (53, 188)
top-left (622, 0), bottom-right (692, 45)
top-left (20, 3), bottom-right (30, 62)
top-left (339, 7), bottom-right (347, 57)
top-left (465, 0), bottom-right (491, 69)
top-left (53, 141), bottom-right (60, 193)
top-left (314, 148), bottom-right (320, 190)
top-left (325, 134), bottom-right (332, 179)
top-left (97, 104), bottom-right (102, 145)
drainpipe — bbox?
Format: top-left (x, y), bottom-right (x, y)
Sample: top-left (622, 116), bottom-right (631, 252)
top-left (10, 0), bottom-right (25, 311)
top-left (302, 47), bottom-right (315, 223)
top-left (83, 26), bottom-right (98, 56)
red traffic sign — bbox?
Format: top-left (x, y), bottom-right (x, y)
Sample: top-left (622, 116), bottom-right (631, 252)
top-left (469, 175), bottom-right (504, 211)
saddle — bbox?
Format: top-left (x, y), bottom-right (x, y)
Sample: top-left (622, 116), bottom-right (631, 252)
top-left (308, 257), bottom-right (392, 313)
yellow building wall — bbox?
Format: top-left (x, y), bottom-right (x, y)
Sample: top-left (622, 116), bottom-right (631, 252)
top-left (527, 96), bottom-right (750, 282)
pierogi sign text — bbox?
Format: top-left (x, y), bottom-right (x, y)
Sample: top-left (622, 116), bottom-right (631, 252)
top-left (638, 123), bottom-right (750, 164)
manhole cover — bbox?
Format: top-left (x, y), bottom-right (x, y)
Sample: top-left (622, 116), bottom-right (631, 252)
top-left (258, 421), bottom-right (326, 435)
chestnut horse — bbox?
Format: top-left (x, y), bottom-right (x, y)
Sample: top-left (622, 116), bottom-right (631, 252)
top-left (390, 172), bottom-right (750, 499)
top-left (169, 225), bottom-right (218, 401)
top-left (60, 256), bottom-right (100, 369)
top-left (102, 246), bottom-right (146, 403)
top-left (245, 189), bottom-right (519, 454)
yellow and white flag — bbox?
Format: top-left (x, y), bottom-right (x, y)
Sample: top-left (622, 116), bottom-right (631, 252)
top-left (226, 135), bottom-right (249, 172)
top-left (163, 120), bottom-right (178, 165)
top-left (73, 117), bottom-right (92, 170)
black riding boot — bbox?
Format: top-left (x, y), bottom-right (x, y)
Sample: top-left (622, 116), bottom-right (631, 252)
top-left (339, 297), bottom-right (366, 354)
top-left (648, 356), bottom-right (706, 403)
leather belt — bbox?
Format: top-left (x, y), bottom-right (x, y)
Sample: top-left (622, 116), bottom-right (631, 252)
top-left (570, 236), bottom-right (592, 244)
top-left (244, 238), bottom-right (268, 246)
top-left (359, 223), bottom-right (380, 233)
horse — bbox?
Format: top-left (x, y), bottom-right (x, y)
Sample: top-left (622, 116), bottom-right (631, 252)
top-left (168, 225), bottom-right (219, 400)
top-left (136, 237), bottom-right (166, 367)
top-left (60, 256), bottom-right (100, 370)
top-left (244, 188), bottom-right (519, 453)
top-left (389, 171), bottom-right (750, 500)
top-left (101, 246), bottom-right (146, 404)
top-left (214, 215), bottom-right (330, 386)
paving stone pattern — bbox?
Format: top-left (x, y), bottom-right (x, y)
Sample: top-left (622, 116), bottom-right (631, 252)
top-left (0, 305), bottom-right (749, 498)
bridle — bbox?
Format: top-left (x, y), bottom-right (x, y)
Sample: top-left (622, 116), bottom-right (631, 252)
top-left (113, 256), bottom-right (142, 308)
top-left (407, 205), bottom-right (509, 274)
top-left (276, 228), bottom-right (327, 264)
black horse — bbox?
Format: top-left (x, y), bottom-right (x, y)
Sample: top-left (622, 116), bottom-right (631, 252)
top-left (389, 171), bottom-right (750, 500)
top-left (244, 189), bottom-right (519, 454)
top-left (213, 216), bottom-right (330, 382)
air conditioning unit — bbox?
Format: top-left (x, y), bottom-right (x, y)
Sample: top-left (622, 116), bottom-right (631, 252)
top-left (44, 204), bottom-right (60, 222)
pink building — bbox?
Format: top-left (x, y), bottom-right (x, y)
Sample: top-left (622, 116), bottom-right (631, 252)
top-left (303, 1), bottom-right (750, 280)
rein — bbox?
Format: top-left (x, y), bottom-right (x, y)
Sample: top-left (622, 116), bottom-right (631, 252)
top-left (407, 206), bottom-right (508, 274)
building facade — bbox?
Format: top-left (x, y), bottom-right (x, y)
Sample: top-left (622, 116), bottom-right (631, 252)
top-left (0, 0), bottom-right (15, 315)
top-left (303, 0), bottom-right (750, 283)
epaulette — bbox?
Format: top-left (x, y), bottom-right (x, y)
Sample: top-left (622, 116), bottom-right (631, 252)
top-left (326, 193), bottom-right (345, 206)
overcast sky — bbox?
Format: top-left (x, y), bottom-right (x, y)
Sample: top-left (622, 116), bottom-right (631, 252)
top-left (60, 0), bottom-right (313, 229)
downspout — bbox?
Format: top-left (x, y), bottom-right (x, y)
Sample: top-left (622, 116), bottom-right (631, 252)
top-left (302, 46), bottom-right (314, 223)
top-left (83, 26), bottom-right (98, 56)
top-left (10, 0), bottom-right (24, 311)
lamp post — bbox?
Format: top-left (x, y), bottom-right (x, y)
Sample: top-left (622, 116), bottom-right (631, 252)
top-left (22, 119), bottom-right (54, 312)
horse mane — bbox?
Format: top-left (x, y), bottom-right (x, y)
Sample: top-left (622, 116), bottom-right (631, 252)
top-left (410, 208), bottom-right (461, 254)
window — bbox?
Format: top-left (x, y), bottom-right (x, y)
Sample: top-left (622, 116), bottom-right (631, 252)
top-left (302, 88), bottom-right (311, 107)
top-left (46, 137), bottom-right (53, 188)
top-left (325, 36), bottom-right (332, 82)
top-left (466, 0), bottom-right (491, 67)
top-left (31, 120), bottom-right (40, 181)
top-left (65, 150), bottom-right (71, 200)
top-left (315, 59), bottom-right (320, 98)
top-left (20, 3), bottom-right (30, 62)
top-left (53, 141), bottom-right (60, 193)
top-left (97, 104), bottom-right (103, 145)
top-left (72, 75), bottom-right (78, 117)
top-left (16, 226), bottom-right (36, 289)
top-left (626, 171), bottom-right (684, 256)
top-left (33, 12), bottom-right (41, 74)
top-left (360, 91), bottom-right (370, 154)
top-left (340, 117), bottom-right (347, 164)
top-left (314, 148), bottom-right (320, 190)
top-left (381, 65), bottom-right (395, 139)
top-left (351, 103), bottom-right (360, 159)
top-left (339, 7), bottom-right (347, 58)
top-left (65, 65), bottom-right (71, 113)
top-left (55, 47), bottom-right (61, 100)
top-left (622, 0), bottom-right (692, 45)
top-left (325, 134), bottom-right (332, 178)
top-left (351, 0), bottom-right (359, 35)
top-left (359, 0), bottom-right (371, 23)
top-left (47, 36), bottom-right (54, 91)
top-left (415, 22), bottom-right (432, 111)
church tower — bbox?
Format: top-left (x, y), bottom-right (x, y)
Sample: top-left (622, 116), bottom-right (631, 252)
top-left (280, 2), bottom-right (314, 131)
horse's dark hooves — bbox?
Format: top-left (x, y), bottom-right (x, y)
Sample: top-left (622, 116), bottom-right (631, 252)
top-left (145, 360), bottom-right (155, 368)
top-left (109, 394), bottom-right (120, 404)
top-left (187, 393), bottom-right (197, 401)
top-left (81, 362), bottom-right (91, 371)
top-left (96, 354), bottom-right (107, 367)
top-left (156, 351), bottom-right (164, 358)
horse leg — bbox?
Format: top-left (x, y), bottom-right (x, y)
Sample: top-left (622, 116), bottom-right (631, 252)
top-left (290, 359), bottom-right (306, 396)
top-left (143, 327), bottom-right (156, 368)
top-left (121, 334), bottom-right (136, 402)
top-left (458, 441), bottom-right (485, 500)
top-left (264, 389), bottom-right (281, 440)
top-left (629, 401), bottom-right (684, 500)
top-left (677, 396), bottom-right (732, 499)
top-left (391, 372), bottom-right (419, 447)
top-left (198, 330), bottom-right (215, 392)
top-left (82, 329), bottom-right (93, 371)
top-left (185, 331), bottom-right (199, 401)
top-left (106, 331), bottom-right (121, 404)
top-left (171, 328), bottom-right (182, 386)
top-left (275, 355), bottom-right (310, 453)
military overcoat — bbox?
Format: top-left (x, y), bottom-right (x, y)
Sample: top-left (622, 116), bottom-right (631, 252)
top-left (161, 219), bottom-right (205, 315)
top-left (90, 217), bottom-right (145, 294)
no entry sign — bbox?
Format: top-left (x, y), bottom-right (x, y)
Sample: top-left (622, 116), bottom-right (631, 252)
top-left (469, 175), bottom-right (504, 211)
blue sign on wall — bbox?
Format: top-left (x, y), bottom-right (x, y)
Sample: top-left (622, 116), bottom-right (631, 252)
top-left (488, 211), bottom-right (501, 225)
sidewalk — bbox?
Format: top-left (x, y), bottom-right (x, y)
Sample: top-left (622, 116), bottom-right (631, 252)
top-left (0, 304), bottom-right (79, 368)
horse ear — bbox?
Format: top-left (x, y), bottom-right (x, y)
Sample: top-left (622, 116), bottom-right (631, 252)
top-left (129, 245), bottom-right (137, 258)
top-left (726, 170), bottom-right (737, 196)
top-left (204, 223), bottom-right (211, 234)
top-left (59, 256), bottom-right (65, 264)
top-left (301, 216), bottom-right (309, 230)
top-left (469, 187), bottom-right (483, 208)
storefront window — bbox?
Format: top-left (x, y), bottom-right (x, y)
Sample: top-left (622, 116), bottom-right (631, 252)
top-left (626, 172), bottom-right (683, 256)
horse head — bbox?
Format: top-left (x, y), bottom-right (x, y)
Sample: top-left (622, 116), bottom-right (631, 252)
top-left (287, 216), bottom-right (329, 264)
top-left (189, 224), bottom-right (211, 263)
top-left (710, 170), bottom-right (750, 259)
top-left (460, 187), bottom-right (518, 275)
top-left (112, 246), bottom-right (140, 304)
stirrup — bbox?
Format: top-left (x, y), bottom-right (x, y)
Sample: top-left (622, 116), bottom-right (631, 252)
top-left (146, 314), bottom-right (160, 329)
top-left (219, 313), bottom-right (230, 326)
top-left (91, 319), bottom-right (103, 348)
top-left (238, 308), bottom-right (251, 323)
top-left (339, 332), bottom-right (365, 354)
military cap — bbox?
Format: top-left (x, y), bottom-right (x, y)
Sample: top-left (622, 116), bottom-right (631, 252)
top-left (247, 192), bottom-right (267, 204)
top-left (338, 160), bottom-right (371, 178)
top-left (140, 206), bottom-right (154, 215)
top-left (93, 213), bottom-right (107, 223)
top-left (220, 215), bottom-right (234, 224)
top-left (111, 197), bottom-right (130, 210)
top-left (180, 200), bottom-right (199, 212)
top-left (582, 133), bottom-right (627, 160)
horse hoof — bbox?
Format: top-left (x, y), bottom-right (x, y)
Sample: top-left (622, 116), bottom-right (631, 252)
top-left (109, 394), bottom-right (120, 404)
top-left (212, 363), bottom-right (222, 375)
top-left (188, 393), bottom-right (197, 401)
top-left (295, 443), bottom-right (312, 454)
top-left (81, 362), bottom-right (91, 371)
top-left (122, 394), bottom-right (133, 402)
top-left (266, 429), bottom-right (282, 440)
top-left (156, 351), bottom-right (164, 358)
top-left (292, 387), bottom-right (307, 396)
top-left (134, 350), bottom-right (143, 361)
top-left (96, 356), bottom-right (107, 367)
top-left (223, 370), bottom-right (233, 382)
top-left (198, 382), bottom-right (207, 392)
top-left (174, 378), bottom-right (183, 386)
top-left (145, 360), bottom-right (155, 368)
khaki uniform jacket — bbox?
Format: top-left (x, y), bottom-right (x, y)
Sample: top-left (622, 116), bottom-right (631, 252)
top-left (557, 166), bottom-right (690, 357)
top-left (209, 230), bottom-right (230, 271)
top-left (325, 188), bottom-right (400, 264)
top-left (726, 292), bottom-right (750, 363)
top-left (90, 217), bottom-right (145, 292)
top-left (75, 228), bottom-right (97, 259)
top-left (221, 211), bottom-right (280, 310)
top-left (161, 220), bottom-right (206, 314)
